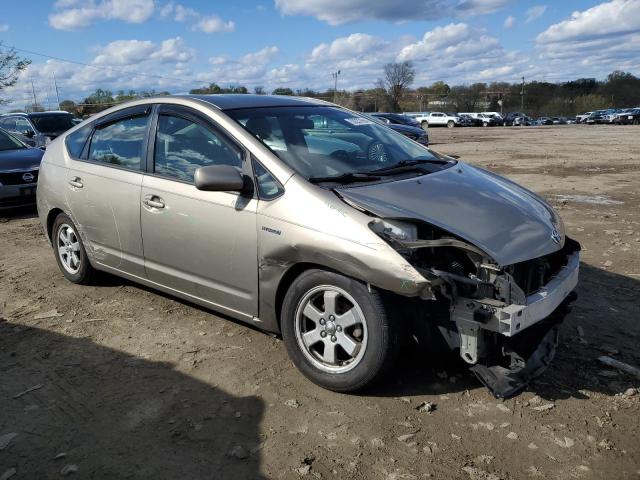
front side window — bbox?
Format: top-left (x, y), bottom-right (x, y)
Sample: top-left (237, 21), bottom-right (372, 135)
top-left (154, 114), bottom-right (243, 183)
top-left (0, 129), bottom-right (26, 151)
top-left (66, 125), bottom-right (93, 158)
top-left (88, 115), bottom-right (148, 170)
top-left (1, 118), bottom-right (17, 130)
top-left (227, 106), bottom-right (445, 180)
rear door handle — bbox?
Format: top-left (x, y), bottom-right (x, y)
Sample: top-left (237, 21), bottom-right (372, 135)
top-left (69, 177), bottom-right (83, 188)
top-left (143, 195), bottom-right (165, 209)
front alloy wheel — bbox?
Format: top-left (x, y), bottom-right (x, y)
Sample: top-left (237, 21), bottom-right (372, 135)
top-left (282, 270), bottom-right (400, 392)
top-left (295, 286), bottom-right (367, 373)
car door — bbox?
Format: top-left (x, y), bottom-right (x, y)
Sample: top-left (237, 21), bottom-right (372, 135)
top-left (140, 105), bottom-right (259, 319)
top-left (65, 105), bottom-right (151, 278)
top-left (430, 113), bottom-right (444, 126)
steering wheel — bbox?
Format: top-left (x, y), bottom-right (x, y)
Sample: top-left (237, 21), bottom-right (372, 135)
top-left (367, 141), bottom-right (388, 163)
top-left (329, 149), bottom-right (351, 162)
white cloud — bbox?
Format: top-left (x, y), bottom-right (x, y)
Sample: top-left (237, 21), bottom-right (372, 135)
top-left (0, 24), bottom-right (9, 32)
top-left (275, 0), bottom-right (512, 25)
top-left (196, 46), bottom-right (279, 86)
top-left (195, 15), bottom-right (235, 33)
top-left (503, 15), bottom-right (515, 28)
top-left (49, 0), bottom-right (155, 30)
top-left (525, 5), bottom-right (547, 23)
top-left (537, 0), bottom-right (640, 44)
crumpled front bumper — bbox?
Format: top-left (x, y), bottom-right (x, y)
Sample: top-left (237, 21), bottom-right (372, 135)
top-left (469, 291), bottom-right (576, 398)
top-left (446, 251), bottom-right (580, 398)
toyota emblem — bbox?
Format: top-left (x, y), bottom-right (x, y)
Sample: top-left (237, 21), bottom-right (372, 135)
top-left (550, 228), bottom-right (561, 244)
top-left (22, 172), bottom-right (35, 183)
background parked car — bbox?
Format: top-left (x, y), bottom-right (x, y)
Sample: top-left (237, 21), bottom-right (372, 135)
top-left (369, 112), bottom-right (421, 128)
top-left (551, 117), bottom-right (568, 125)
top-left (365, 114), bottom-right (429, 146)
top-left (513, 116), bottom-right (532, 126)
top-left (503, 112), bottom-right (527, 126)
top-left (406, 111), bottom-right (459, 128)
top-left (477, 113), bottom-right (500, 127)
top-left (576, 112), bottom-right (593, 124)
top-left (617, 108), bottom-right (640, 125)
top-left (537, 117), bottom-right (554, 125)
top-left (0, 111), bottom-right (76, 149)
top-left (0, 128), bottom-right (44, 209)
top-left (456, 113), bottom-right (483, 127)
top-left (585, 110), bottom-right (609, 124)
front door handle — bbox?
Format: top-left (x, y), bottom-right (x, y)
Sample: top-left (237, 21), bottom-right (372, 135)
top-left (143, 195), bottom-right (165, 209)
top-left (69, 177), bottom-right (83, 188)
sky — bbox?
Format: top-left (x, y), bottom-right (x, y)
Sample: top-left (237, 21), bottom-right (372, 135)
top-left (1, 0), bottom-right (639, 111)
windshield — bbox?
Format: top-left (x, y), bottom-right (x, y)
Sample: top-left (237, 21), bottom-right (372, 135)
top-left (0, 129), bottom-right (26, 151)
top-left (227, 106), bottom-right (445, 180)
top-left (30, 114), bottom-right (75, 134)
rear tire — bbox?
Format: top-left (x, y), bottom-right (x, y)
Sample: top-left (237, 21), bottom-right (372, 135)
top-left (52, 213), bottom-right (98, 284)
top-left (421, 121), bottom-right (428, 129)
top-left (447, 120), bottom-right (454, 128)
top-left (281, 269), bottom-right (400, 392)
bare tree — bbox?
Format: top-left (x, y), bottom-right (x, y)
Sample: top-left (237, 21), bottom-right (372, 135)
top-left (376, 61), bottom-right (415, 112)
top-left (0, 43), bottom-right (31, 104)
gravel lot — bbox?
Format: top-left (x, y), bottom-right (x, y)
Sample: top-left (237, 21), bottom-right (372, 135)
top-left (1, 125), bottom-right (639, 479)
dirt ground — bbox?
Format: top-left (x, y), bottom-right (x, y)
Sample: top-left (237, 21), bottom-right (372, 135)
top-left (1, 125), bottom-right (639, 480)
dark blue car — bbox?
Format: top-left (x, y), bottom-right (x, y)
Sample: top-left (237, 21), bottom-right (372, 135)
top-left (0, 128), bottom-right (44, 209)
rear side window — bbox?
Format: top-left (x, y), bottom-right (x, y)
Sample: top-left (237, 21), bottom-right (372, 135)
top-left (66, 125), bottom-right (92, 158)
top-left (88, 116), bottom-right (148, 170)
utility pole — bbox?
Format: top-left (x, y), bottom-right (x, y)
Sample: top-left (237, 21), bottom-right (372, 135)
top-left (30, 80), bottom-right (38, 112)
top-left (520, 76), bottom-right (525, 111)
top-left (53, 72), bottom-right (61, 110)
top-left (331, 70), bottom-right (341, 103)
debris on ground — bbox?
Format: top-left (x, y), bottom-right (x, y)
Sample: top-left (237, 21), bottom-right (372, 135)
top-left (0, 433), bottom-right (17, 451)
top-left (0, 468), bottom-right (17, 480)
top-left (33, 309), bottom-right (64, 320)
top-left (12, 384), bottom-right (43, 399)
top-left (532, 403), bottom-right (555, 412)
top-left (598, 356), bottom-right (640, 380)
top-left (416, 401), bottom-right (436, 413)
top-left (228, 445), bottom-right (249, 460)
top-left (60, 464), bottom-right (78, 476)
top-left (284, 398), bottom-right (301, 408)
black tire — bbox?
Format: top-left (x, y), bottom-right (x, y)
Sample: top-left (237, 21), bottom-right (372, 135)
top-left (447, 120), bottom-right (454, 128)
top-left (421, 120), bottom-right (428, 129)
top-left (52, 212), bottom-right (98, 284)
top-left (281, 269), bottom-right (401, 392)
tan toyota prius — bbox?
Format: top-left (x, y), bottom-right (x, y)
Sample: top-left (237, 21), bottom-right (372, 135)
top-left (37, 95), bottom-right (580, 397)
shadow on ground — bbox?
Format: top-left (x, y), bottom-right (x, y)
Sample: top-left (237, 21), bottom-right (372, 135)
top-left (0, 321), bottom-right (265, 479)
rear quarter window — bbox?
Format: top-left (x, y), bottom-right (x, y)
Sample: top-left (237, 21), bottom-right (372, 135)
top-left (65, 125), bottom-right (93, 159)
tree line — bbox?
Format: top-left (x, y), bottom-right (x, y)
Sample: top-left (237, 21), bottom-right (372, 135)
top-left (2, 45), bottom-right (639, 118)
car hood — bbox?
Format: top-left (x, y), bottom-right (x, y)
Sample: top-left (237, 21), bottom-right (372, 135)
top-left (336, 162), bottom-right (563, 266)
top-left (0, 147), bottom-right (44, 171)
top-left (388, 124), bottom-right (425, 135)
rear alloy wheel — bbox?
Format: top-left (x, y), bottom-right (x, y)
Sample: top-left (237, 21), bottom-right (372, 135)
top-left (282, 270), bottom-right (400, 392)
top-left (483, 121), bottom-right (489, 127)
top-left (52, 213), bottom-right (97, 284)
top-left (447, 120), bottom-right (455, 128)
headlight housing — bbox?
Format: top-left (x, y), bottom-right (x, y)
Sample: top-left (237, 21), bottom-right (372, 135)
top-left (369, 219), bottom-right (418, 242)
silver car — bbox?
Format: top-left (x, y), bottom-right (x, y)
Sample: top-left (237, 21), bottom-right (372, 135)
top-left (37, 95), bottom-right (580, 397)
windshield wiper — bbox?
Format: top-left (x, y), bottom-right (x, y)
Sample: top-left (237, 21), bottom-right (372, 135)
top-left (308, 172), bottom-right (382, 184)
top-left (369, 159), bottom-right (448, 174)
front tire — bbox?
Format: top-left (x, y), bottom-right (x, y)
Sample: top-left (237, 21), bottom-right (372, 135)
top-left (52, 213), bottom-right (97, 284)
top-left (281, 270), bottom-right (400, 392)
top-left (421, 120), bottom-right (428, 129)
top-left (447, 120), bottom-right (455, 128)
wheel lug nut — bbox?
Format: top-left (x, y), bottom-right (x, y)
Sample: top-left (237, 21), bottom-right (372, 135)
top-left (319, 318), bottom-right (325, 325)
top-left (337, 326), bottom-right (342, 332)
top-left (331, 336), bottom-right (337, 342)
top-left (320, 331), bottom-right (327, 338)
top-left (329, 315), bottom-right (335, 321)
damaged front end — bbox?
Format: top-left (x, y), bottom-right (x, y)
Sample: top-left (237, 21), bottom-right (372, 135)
top-left (370, 218), bottom-right (581, 398)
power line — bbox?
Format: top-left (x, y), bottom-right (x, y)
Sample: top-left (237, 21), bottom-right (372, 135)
top-left (1, 44), bottom-right (193, 84)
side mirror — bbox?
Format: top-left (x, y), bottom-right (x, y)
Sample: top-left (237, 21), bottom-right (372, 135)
top-left (23, 129), bottom-right (35, 138)
top-left (194, 164), bottom-right (245, 192)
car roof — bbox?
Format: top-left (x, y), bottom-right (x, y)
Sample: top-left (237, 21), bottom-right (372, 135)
top-left (182, 94), bottom-right (328, 110)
